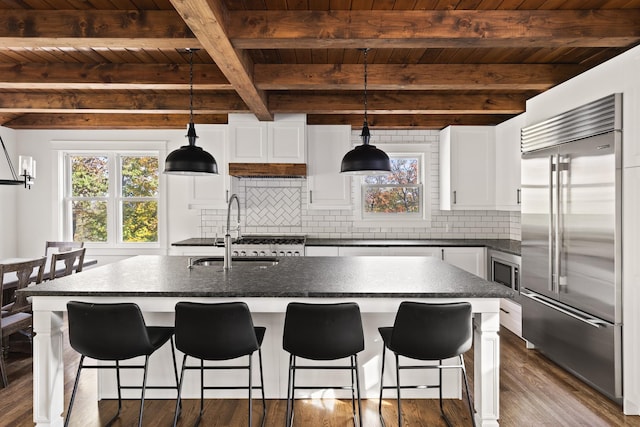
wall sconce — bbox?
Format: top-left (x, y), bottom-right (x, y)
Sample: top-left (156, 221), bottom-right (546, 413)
top-left (1, 135), bottom-right (35, 189)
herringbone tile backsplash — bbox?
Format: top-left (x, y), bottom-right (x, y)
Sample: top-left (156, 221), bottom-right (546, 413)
top-left (246, 186), bottom-right (301, 226)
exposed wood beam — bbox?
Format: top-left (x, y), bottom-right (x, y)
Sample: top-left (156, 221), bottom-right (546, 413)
top-left (169, 0), bottom-right (272, 120)
top-left (229, 10), bottom-right (640, 48)
top-left (268, 92), bottom-right (532, 115)
top-left (0, 11), bottom-right (198, 49)
top-left (0, 63), bottom-right (231, 90)
top-left (0, 92), bottom-right (248, 113)
top-left (254, 64), bottom-right (587, 90)
top-left (1, 113), bottom-right (227, 129)
top-left (307, 114), bottom-right (515, 129)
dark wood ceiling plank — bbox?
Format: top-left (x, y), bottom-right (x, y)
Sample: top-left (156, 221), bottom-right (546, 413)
top-left (228, 10), bottom-right (640, 48)
top-left (0, 63), bottom-right (231, 89)
top-left (0, 91), bottom-right (248, 113)
top-left (169, 0), bottom-right (272, 120)
top-left (253, 63), bottom-right (586, 90)
top-left (268, 91), bottom-right (530, 114)
top-left (0, 10), bottom-right (198, 48)
top-left (1, 113), bottom-right (227, 129)
top-left (307, 113), bottom-right (514, 128)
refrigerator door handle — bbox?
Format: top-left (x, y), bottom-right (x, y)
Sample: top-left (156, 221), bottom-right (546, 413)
top-left (521, 291), bottom-right (606, 329)
top-left (548, 155), bottom-right (555, 292)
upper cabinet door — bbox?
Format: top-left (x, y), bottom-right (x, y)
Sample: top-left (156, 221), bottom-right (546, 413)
top-left (269, 120), bottom-right (306, 162)
top-left (228, 114), bottom-right (306, 163)
top-left (228, 117), bottom-right (268, 162)
top-left (440, 126), bottom-right (496, 210)
top-left (306, 125), bottom-right (352, 210)
top-left (495, 114), bottom-right (525, 211)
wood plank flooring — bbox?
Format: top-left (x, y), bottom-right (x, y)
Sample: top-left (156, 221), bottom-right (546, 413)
top-left (1, 326), bottom-right (638, 426)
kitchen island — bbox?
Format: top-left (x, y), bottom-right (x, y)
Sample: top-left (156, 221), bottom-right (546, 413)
top-left (23, 255), bottom-right (513, 427)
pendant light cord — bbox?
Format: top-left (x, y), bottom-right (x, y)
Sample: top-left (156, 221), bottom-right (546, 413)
top-left (363, 48), bottom-right (368, 125)
top-left (1, 135), bottom-right (19, 180)
top-left (188, 49), bottom-right (194, 125)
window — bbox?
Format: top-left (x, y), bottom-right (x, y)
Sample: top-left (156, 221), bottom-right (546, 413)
top-left (64, 152), bottom-right (159, 245)
top-left (357, 144), bottom-right (430, 223)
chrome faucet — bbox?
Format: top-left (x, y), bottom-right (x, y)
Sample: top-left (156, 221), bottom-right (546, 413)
top-left (224, 193), bottom-right (241, 270)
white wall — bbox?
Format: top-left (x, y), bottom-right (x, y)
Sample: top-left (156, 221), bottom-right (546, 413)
top-left (523, 44), bottom-right (640, 415)
top-left (0, 127), bottom-right (17, 259)
top-left (9, 128), bottom-right (204, 263)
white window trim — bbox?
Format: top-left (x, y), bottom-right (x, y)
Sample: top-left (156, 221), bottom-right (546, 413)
top-left (353, 143), bottom-right (432, 228)
top-left (52, 140), bottom-right (167, 254)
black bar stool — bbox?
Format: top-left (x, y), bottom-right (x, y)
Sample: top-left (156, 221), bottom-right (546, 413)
top-left (65, 301), bottom-right (180, 427)
top-left (173, 302), bottom-right (266, 427)
top-left (282, 302), bottom-right (364, 427)
top-left (378, 301), bottom-right (476, 427)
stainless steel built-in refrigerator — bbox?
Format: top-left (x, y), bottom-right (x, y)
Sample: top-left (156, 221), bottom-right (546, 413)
top-left (521, 93), bottom-right (622, 403)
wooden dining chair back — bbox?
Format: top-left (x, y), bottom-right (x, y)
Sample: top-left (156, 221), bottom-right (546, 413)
top-left (0, 257), bottom-right (46, 387)
top-left (1, 257), bottom-right (47, 316)
top-left (44, 241), bottom-right (84, 257)
top-left (48, 248), bottom-right (86, 280)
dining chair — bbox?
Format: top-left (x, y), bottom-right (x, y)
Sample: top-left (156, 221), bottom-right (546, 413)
top-left (378, 301), bottom-right (475, 427)
top-left (48, 247), bottom-right (86, 280)
top-left (44, 241), bottom-right (84, 257)
top-left (0, 257), bottom-right (46, 387)
top-left (1, 257), bottom-right (47, 316)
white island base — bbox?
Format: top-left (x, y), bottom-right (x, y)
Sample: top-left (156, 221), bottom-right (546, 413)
top-left (32, 296), bottom-right (501, 427)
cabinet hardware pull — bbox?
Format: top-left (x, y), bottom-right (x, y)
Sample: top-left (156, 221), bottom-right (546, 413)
top-left (225, 190), bottom-right (229, 203)
top-left (309, 190), bottom-right (313, 204)
top-left (453, 190), bottom-right (457, 204)
top-left (500, 308), bottom-right (510, 314)
top-left (517, 188), bottom-right (521, 204)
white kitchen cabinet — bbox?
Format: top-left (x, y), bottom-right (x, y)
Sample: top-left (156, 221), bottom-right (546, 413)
top-left (228, 114), bottom-right (306, 163)
top-left (495, 114), bottom-right (524, 211)
top-left (440, 126), bottom-right (496, 210)
top-left (306, 125), bottom-right (352, 209)
top-left (387, 246), bottom-right (441, 257)
top-left (441, 247), bottom-right (487, 279)
top-left (338, 246), bottom-right (386, 256)
top-left (500, 298), bottom-right (522, 337)
top-left (187, 125), bottom-right (230, 209)
top-left (305, 246), bottom-right (339, 256)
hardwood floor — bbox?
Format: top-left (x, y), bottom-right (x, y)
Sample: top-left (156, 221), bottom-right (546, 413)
top-left (1, 327), bottom-right (638, 426)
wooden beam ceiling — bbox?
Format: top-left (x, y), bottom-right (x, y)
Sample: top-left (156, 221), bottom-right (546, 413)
top-left (0, 2), bottom-right (638, 130)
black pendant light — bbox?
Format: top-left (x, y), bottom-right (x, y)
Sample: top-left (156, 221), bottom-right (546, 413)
top-left (340, 48), bottom-right (391, 175)
top-left (164, 49), bottom-right (218, 175)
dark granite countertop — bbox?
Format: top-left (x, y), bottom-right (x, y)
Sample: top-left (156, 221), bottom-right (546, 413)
top-left (172, 237), bottom-right (521, 256)
top-left (21, 255), bottom-right (514, 299)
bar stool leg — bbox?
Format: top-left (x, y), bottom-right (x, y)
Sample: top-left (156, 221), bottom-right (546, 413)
top-left (105, 360), bottom-right (123, 427)
top-left (350, 355), bottom-right (357, 421)
top-left (354, 354), bottom-right (363, 427)
top-left (173, 355), bottom-right (188, 427)
top-left (64, 355), bottom-right (85, 427)
top-left (285, 354), bottom-right (294, 427)
top-left (169, 337), bottom-right (182, 418)
top-left (395, 353), bottom-right (402, 427)
top-left (461, 355), bottom-right (477, 427)
top-left (258, 348), bottom-right (266, 427)
top-left (378, 345), bottom-right (386, 425)
top-left (248, 356), bottom-right (253, 427)
top-left (137, 356), bottom-right (150, 427)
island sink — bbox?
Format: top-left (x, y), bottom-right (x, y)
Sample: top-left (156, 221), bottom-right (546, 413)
top-left (188, 256), bottom-right (279, 268)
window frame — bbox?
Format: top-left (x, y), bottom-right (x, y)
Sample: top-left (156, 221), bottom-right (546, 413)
top-left (354, 143), bottom-right (431, 226)
top-left (56, 142), bottom-right (166, 250)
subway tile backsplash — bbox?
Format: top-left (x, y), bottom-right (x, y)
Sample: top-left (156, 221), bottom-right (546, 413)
top-left (200, 129), bottom-right (521, 241)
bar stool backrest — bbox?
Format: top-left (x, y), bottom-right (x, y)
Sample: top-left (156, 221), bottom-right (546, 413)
top-left (174, 301), bottom-right (259, 360)
top-left (390, 301), bottom-right (472, 361)
top-left (67, 301), bottom-right (154, 361)
top-left (283, 302), bottom-right (364, 360)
